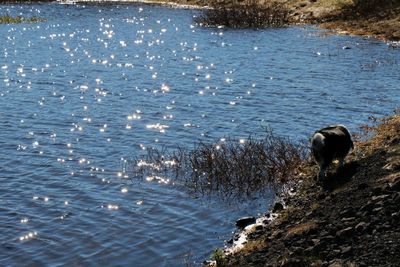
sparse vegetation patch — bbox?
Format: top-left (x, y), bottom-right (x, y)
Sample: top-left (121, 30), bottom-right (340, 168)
top-left (0, 14), bottom-right (46, 24)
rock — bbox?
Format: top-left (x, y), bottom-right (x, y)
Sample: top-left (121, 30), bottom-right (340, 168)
top-left (340, 245), bottom-right (353, 256)
top-left (336, 227), bottom-right (354, 239)
top-left (235, 216), bottom-right (256, 229)
top-left (371, 194), bottom-right (390, 201)
top-left (341, 217), bottom-right (356, 223)
top-left (272, 202), bottom-right (284, 213)
top-left (328, 260), bottom-right (343, 267)
top-left (339, 208), bottom-right (355, 217)
top-left (373, 187), bottom-right (383, 195)
top-left (281, 258), bottom-right (303, 267)
top-left (355, 222), bottom-right (369, 232)
top-left (372, 207), bottom-right (384, 214)
top-left (255, 225), bottom-right (264, 231)
top-left (203, 260), bottom-right (215, 266)
top-left (390, 179), bottom-right (400, 191)
top-left (358, 182), bottom-right (369, 190)
top-left (321, 235), bottom-right (335, 242)
top-left (310, 260), bottom-right (324, 267)
top-left (360, 202), bottom-right (374, 213)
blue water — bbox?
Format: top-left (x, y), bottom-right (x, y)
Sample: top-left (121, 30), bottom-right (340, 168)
top-left (0, 3), bottom-right (399, 266)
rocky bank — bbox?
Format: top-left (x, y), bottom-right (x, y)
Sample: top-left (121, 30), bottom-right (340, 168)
top-left (211, 113), bottom-right (400, 266)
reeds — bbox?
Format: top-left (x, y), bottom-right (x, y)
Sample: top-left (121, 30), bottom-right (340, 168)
top-left (194, 0), bottom-right (290, 29)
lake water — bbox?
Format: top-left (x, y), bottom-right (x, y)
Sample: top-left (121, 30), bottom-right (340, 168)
top-left (0, 2), bottom-right (399, 266)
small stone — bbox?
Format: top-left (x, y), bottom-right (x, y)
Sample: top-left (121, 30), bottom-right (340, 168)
top-left (371, 194), bottom-right (390, 201)
top-left (235, 216), bottom-right (256, 229)
top-left (372, 207), bottom-right (384, 213)
top-left (310, 260), bottom-right (323, 267)
top-left (358, 183), bottom-right (369, 190)
top-left (339, 208), bottom-right (355, 217)
top-left (281, 258), bottom-right (303, 267)
top-left (392, 192), bottom-right (400, 202)
top-left (321, 235), bottom-right (335, 242)
top-left (336, 227), bottom-right (354, 239)
top-left (272, 202), bottom-right (284, 213)
top-left (355, 222), bottom-right (369, 232)
top-left (328, 260), bottom-right (343, 267)
top-left (373, 187), bottom-right (383, 195)
top-left (341, 217), bottom-right (356, 223)
top-left (340, 245), bottom-right (352, 255)
top-left (255, 225), bottom-right (263, 231)
top-left (390, 179), bottom-right (400, 191)
top-left (360, 202), bottom-right (374, 213)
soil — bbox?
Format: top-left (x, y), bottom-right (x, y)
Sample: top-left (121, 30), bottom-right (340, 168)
top-left (216, 114), bottom-right (400, 266)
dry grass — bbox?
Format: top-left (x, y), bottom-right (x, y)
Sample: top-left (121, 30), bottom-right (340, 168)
top-left (285, 221), bottom-right (317, 238)
top-left (240, 239), bottom-right (268, 255)
top-left (358, 114), bottom-right (400, 152)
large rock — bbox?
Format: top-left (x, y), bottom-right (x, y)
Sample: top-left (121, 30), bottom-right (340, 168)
top-left (235, 216), bottom-right (256, 229)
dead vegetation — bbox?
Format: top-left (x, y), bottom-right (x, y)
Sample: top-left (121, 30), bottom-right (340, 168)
top-left (194, 0), bottom-right (290, 28)
top-left (128, 128), bottom-right (308, 198)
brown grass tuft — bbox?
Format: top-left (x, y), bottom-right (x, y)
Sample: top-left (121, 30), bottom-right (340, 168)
top-left (285, 221), bottom-right (317, 238)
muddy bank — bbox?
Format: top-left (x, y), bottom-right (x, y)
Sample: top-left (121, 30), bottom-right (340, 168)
top-left (210, 113), bottom-right (400, 266)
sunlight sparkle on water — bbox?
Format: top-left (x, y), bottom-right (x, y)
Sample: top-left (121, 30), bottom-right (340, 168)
top-left (19, 231), bottom-right (38, 242)
top-left (107, 204), bottom-right (119, 210)
top-left (146, 175), bottom-right (170, 184)
top-left (146, 123), bottom-right (169, 133)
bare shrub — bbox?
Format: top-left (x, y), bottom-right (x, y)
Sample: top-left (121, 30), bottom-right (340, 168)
top-left (128, 129), bottom-right (308, 198)
top-left (194, 0), bottom-right (290, 29)
top-left (186, 129), bottom-right (307, 197)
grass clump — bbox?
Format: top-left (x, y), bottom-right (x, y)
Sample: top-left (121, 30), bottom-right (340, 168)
top-left (211, 248), bottom-right (227, 267)
top-left (0, 14), bottom-right (46, 24)
top-left (194, 0), bottom-right (290, 29)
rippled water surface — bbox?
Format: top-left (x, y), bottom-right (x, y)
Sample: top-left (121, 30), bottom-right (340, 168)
top-left (0, 3), bottom-right (399, 266)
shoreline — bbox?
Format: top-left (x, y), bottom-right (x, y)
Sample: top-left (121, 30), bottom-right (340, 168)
top-left (212, 113), bottom-right (400, 266)
top-left (1, 0), bottom-right (398, 41)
